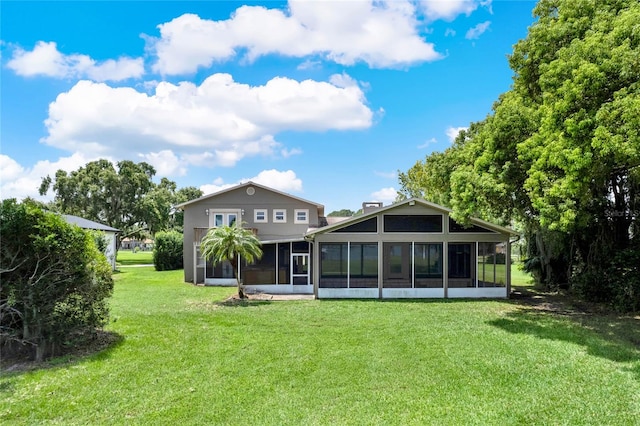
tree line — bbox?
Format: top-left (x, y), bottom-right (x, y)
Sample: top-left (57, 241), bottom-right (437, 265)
top-left (38, 159), bottom-right (203, 250)
top-left (398, 0), bottom-right (640, 311)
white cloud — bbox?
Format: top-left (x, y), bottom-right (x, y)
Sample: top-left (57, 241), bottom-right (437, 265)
top-left (0, 155), bottom-right (25, 182)
top-left (0, 153), bottom-right (98, 201)
top-left (418, 137), bottom-right (438, 149)
top-left (444, 28), bottom-right (456, 37)
top-left (297, 59), bottom-right (322, 70)
top-left (420, 0), bottom-right (485, 21)
top-left (465, 21), bottom-right (491, 40)
top-left (446, 126), bottom-right (468, 142)
top-left (148, 1), bottom-right (442, 74)
top-left (7, 41), bottom-right (144, 81)
top-left (243, 169), bottom-right (303, 192)
top-left (42, 73), bottom-right (372, 168)
top-left (200, 181), bottom-right (236, 196)
top-left (371, 187), bottom-right (398, 204)
top-left (375, 171), bottom-right (397, 179)
top-left (200, 169), bottom-right (303, 195)
top-left (139, 150), bottom-right (187, 177)
top-left (281, 147), bottom-right (302, 158)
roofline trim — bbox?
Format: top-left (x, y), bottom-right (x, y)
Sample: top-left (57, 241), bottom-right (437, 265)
top-left (305, 198), bottom-right (519, 237)
top-left (174, 181), bottom-right (324, 210)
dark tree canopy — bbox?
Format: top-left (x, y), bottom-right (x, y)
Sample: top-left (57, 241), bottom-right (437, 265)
top-left (399, 0), bottom-right (640, 311)
top-left (39, 159), bottom-right (155, 240)
top-left (328, 209), bottom-right (356, 217)
top-left (39, 159), bottom-right (204, 244)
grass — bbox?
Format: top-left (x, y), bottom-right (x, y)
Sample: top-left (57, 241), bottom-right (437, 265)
top-left (1, 267), bottom-right (638, 425)
top-left (116, 249), bottom-right (153, 266)
top-left (510, 261), bottom-right (534, 286)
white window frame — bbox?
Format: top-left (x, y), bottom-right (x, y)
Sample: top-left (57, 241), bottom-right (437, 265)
top-left (254, 209), bottom-right (268, 223)
top-left (208, 209), bottom-right (241, 228)
top-left (294, 209), bottom-right (309, 224)
top-left (273, 209), bottom-right (287, 223)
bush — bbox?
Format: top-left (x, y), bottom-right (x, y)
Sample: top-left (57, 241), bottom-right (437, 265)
top-left (0, 199), bottom-right (113, 361)
top-left (485, 253), bottom-right (506, 264)
top-left (153, 231), bottom-right (183, 271)
top-left (572, 242), bottom-right (640, 313)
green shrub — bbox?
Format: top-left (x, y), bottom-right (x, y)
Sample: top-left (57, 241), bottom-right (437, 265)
top-left (0, 199), bottom-right (113, 361)
top-left (153, 231), bottom-right (183, 271)
top-left (572, 242), bottom-right (640, 313)
top-left (485, 253), bottom-right (506, 264)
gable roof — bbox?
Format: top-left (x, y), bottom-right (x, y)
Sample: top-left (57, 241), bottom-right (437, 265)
top-left (174, 181), bottom-right (324, 210)
top-left (62, 214), bottom-right (120, 232)
top-left (306, 197), bottom-right (518, 236)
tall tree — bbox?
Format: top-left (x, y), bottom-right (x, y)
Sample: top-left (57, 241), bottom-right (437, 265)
top-left (171, 186), bottom-right (204, 231)
top-left (142, 177), bottom-right (177, 235)
top-left (39, 159), bottom-right (156, 243)
top-left (399, 0), bottom-right (640, 308)
top-left (200, 225), bottom-right (263, 299)
top-left (39, 159), bottom-right (203, 244)
top-left (327, 209), bottom-right (355, 217)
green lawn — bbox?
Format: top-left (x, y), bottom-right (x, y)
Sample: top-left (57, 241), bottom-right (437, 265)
top-left (510, 261), bottom-right (534, 286)
top-left (116, 249), bottom-right (153, 266)
top-left (1, 267), bottom-right (638, 424)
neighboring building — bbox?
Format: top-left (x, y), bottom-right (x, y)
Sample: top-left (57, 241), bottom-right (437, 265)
top-left (177, 182), bottom-right (519, 299)
top-left (62, 215), bottom-right (120, 270)
top-left (121, 237), bottom-right (154, 251)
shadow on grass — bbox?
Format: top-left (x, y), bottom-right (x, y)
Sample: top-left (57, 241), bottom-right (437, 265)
top-left (489, 286), bottom-right (640, 377)
top-left (215, 297), bottom-right (273, 308)
top-left (0, 330), bottom-right (125, 377)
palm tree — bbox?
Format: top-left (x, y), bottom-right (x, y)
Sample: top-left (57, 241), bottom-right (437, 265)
top-left (200, 224), bottom-right (263, 299)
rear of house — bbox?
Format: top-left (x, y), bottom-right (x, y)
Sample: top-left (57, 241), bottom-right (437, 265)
top-left (177, 181), bottom-right (325, 295)
top-left (178, 182), bottom-right (518, 298)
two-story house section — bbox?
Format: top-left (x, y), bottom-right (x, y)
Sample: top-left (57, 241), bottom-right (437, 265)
top-left (176, 181), bottom-right (326, 295)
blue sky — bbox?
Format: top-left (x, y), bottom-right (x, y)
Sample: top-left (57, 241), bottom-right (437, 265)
top-left (1, 0), bottom-right (536, 214)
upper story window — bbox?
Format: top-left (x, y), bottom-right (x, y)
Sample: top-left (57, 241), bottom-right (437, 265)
top-left (254, 209), bottom-right (267, 223)
top-left (210, 210), bottom-right (239, 228)
top-left (448, 218), bottom-right (495, 233)
top-left (334, 217), bottom-right (377, 233)
top-left (383, 215), bottom-right (443, 233)
top-left (273, 209), bottom-right (287, 223)
top-left (294, 209), bottom-right (309, 224)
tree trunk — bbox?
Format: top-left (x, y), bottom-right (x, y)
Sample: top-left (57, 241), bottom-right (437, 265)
top-left (230, 257), bottom-right (245, 299)
top-left (34, 322), bottom-right (45, 362)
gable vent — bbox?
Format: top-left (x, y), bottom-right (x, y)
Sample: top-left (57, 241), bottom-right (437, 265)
top-left (362, 202), bottom-right (383, 214)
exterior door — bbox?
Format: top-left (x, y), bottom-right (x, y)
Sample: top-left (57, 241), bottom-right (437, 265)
top-left (383, 242), bottom-right (411, 287)
top-left (291, 253), bottom-right (310, 285)
top-left (205, 209), bottom-right (240, 283)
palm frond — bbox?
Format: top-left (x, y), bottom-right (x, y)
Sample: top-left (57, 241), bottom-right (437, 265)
top-left (200, 225), bottom-right (263, 265)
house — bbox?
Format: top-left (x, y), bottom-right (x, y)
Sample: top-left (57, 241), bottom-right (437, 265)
top-left (177, 181), bottom-right (325, 294)
top-left (121, 237), bottom-right (154, 251)
top-left (177, 182), bottom-right (519, 299)
top-left (62, 215), bottom-right (120, 270)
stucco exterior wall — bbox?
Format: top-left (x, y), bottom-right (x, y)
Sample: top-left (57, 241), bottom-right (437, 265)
top-left (104, 231), bottom-right (118, 270)
top-left (182, 184), bottom-right (322, 283)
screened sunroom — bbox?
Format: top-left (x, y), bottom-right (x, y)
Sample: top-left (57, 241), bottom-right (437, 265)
top-left (307, 199), bottom-right (517, 299)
